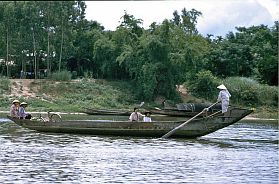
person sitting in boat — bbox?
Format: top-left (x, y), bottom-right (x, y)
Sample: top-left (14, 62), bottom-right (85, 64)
top-left (18, 102), bottom-right (32, 119)
top-left (217, 84), bottom-right (231, 113)
top-left (10, 99), bottom-right (20, 118)
top-left (143, 111), bottom-right (152, 122)
top-left (129, 107), bottom-right (144, 121)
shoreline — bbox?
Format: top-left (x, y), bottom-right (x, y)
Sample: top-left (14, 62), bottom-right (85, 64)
top-left (242, 116), bottom-right (278, 121)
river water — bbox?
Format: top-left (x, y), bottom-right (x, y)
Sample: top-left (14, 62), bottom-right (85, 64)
top-left (0, 118), bottom-right (278, 184)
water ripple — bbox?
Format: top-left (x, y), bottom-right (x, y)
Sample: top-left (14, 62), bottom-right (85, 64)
top-left (0, 120), bottom-right (278, 184)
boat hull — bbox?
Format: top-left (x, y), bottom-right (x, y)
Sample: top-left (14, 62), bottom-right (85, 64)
top-left (8, 107), bottom-right (252, 138)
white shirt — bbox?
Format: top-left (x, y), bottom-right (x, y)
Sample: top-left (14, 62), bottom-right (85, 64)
top-left (218, 90), bottom-right (231, 102)
top-left (143, 116), bottom-right (152, 122)
top-left (129, 112), bottom-right (143, 121)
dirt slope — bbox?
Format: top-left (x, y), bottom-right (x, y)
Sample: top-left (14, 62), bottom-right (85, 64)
top-left (10, 79), bottom-right (37, 98)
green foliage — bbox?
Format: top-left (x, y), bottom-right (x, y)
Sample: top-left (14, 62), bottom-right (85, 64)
top-left (0, 77), bottom-right (11, 108)
top-left (187, 70), bottom-right (219, 100)
top-left (205, 41), bottom-right (254, 77)
top-left (93, 37), bottom-right (117, 78)
top-left (257, 85), bottom-right (278, 106)
top-left (241, 23), bottom-right (278, 85)
top-left (36, 79), bottom-right (137, 111)
top-left (206, 23), bottom-right (278, 85)
top-left (0, 1), bottom-right (277, 107)
top-left (71, 71), bottom-right (77, 79)
top-left (49, 70), bottom-right (72, 81)
top-left (137, 63), bottom-right (158, 100)
top-left (0, 1), bottom-right (90, 78)
top-left (0, 76), bottom-right (11, 93)
top-left (119, 11), bottom-right (143, 38)
top-left (129, 33), bottom-right (177, 101)
top-left (223, 77), bottom-right (278, 107)
top-left (0, 95), bottom-right (11, 109)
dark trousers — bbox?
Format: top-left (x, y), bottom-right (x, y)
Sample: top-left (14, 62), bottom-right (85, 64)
top-left (20, 114), bottom-right (32, 119)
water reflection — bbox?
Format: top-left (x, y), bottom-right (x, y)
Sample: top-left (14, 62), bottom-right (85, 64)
top-left (0, 119), bottom-right (278, 184)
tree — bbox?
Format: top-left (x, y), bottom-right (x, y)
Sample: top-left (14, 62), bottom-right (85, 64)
top-left (118, 11), bottom-right (143, 38)
top-left (93, 37), bottom-right (117, 78)
top-left (181, 8), bottom-right (202, 34)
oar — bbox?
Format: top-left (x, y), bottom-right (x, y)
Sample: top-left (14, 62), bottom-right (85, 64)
top-left (139, 102), bottom-right (145, 108)
top-left (161, 101), bottom-right (219, 139)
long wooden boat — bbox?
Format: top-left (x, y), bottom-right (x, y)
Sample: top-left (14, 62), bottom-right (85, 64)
top-left (8, 107), bottom-right (252, 138)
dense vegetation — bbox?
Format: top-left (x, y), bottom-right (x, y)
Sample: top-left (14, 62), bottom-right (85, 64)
top-left (0, 1), bottom-right (278, 106)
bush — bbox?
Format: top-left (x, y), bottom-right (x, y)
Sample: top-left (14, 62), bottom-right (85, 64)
top-left (258, 85), bottom-right (278, 106)
top-left (49, 71), bottom-right (72, 81)
top-left (0, 76), bottom-right (11, 93)
top-left (71, 71), bottom-right (77, 79)
top-left (223, 77), bottom-right (278, 107)
top-left (187, 70), bottom-right (220, 100)
top-left (224, 77), bottom-right (259, 105)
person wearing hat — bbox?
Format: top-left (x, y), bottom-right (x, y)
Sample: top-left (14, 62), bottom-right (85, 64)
top-left (129, 107), bottom-right (144, 122)
top-left (143, 111), bottom-right (152, 122)
top-left (10, 100), bottom-right (20, 118)
top-left (18, 102), bottom-right (32, 119)
top-left (217, 84), bottom-right (231, 113)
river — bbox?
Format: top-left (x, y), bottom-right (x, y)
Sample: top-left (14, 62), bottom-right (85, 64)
top-left (0, 118), bottom-right (278, 184)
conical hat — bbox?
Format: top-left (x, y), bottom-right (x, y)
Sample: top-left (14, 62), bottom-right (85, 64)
top-left (12, 100), bottom-right (20, 104)
top-left (217, 84), bottom-right (227, 90)
top-left (20, 102), bottom-right (28, 106)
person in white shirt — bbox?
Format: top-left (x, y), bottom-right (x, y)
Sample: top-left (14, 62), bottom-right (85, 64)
top-left (217, 84), bottom-right (231, 113)
top-left (143, 112), bottom-right (152, 122)
top-left (129, 108), bottom-right (144, 121)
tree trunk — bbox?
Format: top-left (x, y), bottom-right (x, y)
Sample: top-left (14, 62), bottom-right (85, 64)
top-left (32, 26), bottom-right (37, 79)
top-left (47, 1), bottom-right (51, 75)
top-left (6, 27), bottom-right (9, 77)
top-left (59, 2), bottom-right (64, 72)
top-left (59, 25), bottom-right (64, 72)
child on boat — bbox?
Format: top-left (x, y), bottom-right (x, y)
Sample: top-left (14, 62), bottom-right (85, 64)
top-left (143, 111), bottom-right (152, 122)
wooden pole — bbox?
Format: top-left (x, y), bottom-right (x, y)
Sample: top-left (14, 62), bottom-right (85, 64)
top-left (47, 1), bottom-right (50, 76)
top-left (162, 102), bottom-right (219, 138)
top-left (32, 27), bottom-right (37, 79)
top-left (6, 27), bottom-right (9, 77)
top-left (59, 2), bottom-right (64, 72)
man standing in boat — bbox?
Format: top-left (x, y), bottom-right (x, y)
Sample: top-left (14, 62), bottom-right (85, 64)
top-left (217, 84), bottom-right (231, 113)
top-left (129, 107), bottom-right (144, 121)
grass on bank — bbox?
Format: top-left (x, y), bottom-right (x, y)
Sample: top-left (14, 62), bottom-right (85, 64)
top-left (0, 77), bottom-right (139, 112)
top-left (30, 79), bottom-right (139, 112)
top-left (0, 75), bottom-right (278, 119)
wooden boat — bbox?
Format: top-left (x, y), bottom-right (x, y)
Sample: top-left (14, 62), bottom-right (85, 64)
top-left (8, 107), bottom-right (252, 138)
top-left (82, 108), bottom-right (131, 116)
top-left (82, 104), bottom-right (221, 117)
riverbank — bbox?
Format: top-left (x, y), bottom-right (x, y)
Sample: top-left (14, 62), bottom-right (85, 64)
top-left (0, 78), bottom-right (277, 119)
